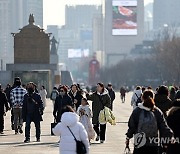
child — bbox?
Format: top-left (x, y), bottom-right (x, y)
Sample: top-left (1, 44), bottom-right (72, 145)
top-left (77, 98), bottom-right (95, 141)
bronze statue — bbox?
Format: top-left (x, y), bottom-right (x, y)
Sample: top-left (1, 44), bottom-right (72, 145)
top-left (50, 36), bottom-right (58, 54)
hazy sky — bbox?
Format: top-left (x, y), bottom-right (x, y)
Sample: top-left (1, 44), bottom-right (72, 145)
top-left (43, 0), bottom-right (153, 29)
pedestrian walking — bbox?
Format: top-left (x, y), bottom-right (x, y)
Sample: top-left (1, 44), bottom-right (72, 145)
top-left (53, 105), bottom-right (90, 154)
top-left (53, 85), bottom-right (73, 122)
top-left (10, 77), bottom-right (27, 134)
top-left (120, 87), bottom-right (126, 103)
top-left (86, 82), bottom-right (111, 143)
top-left (40, 86), bottom-right (47, 108)
top-left (4, 84), bottom-right (14, 130)
top-left (50, 87), bottom-right (59, 107)
top-left (22, 82), bottom-right (44, 143)
top-left (131, 86), bottom-right (142, 109)
top-left (68, 84), bottom-right (83, 111)
top-left (166, 99), bottom-right (180, 154)
top-left (77, 98), bottom-right (95, 141)
top-left (107, 83), bottom-right (115, 110)
top-left (154, 85), bottom-right (172, 118)
top-left (0, 84), bottom-right (10, 134)
top-left (126, 90), bottom-right (173, 154)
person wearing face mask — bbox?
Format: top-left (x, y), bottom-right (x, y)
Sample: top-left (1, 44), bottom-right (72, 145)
top-left (53, 85), bottom-right (73, 122)
top-left (22, 82), bottom-right (44, 143)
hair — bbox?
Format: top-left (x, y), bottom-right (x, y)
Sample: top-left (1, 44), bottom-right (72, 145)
top-left (142, 87), bottom-right (146, 93)
top-left (157, 85), bottom-right (169, 96)
top-left (136, 86), bottom-right (141, 90)
top-left (53, 87), bottom-right (57, 90)
top-left (97, 82), bottom-right (105, 93)
top-left (170, 87), bottom-right (176, 93)
top-left (59, 85), bottom-right (68, 93)
top-left (108, 83), bottom-right (112, 87)
top-left (61, 105), bottom-right (74, 115)
top-left (42, 86), bottom-right (45, 89)
top-left (142, 90), bottom-right (155, 111)
top-left (0, 84), bottom-right (1, 90)
top-left (71, 84), bottom-right (78, 90)
top-left (147, 86), bottom-right (153, 90)
top-left (82, 98), bottom-right (89, 105)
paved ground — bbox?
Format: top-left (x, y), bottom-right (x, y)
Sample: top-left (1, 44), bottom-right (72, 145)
top-left (0, 92), bottom-right (134, 154)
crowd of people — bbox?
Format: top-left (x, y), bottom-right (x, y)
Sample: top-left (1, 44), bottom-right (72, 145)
top-left (1, 77), bottom-right (180, 154)
top-left (127, 85), bottom-right (180, 154)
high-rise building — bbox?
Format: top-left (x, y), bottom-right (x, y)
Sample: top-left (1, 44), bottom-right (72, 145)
top-left (0, 0), bottom-right (43, 70)
top-left (65, 5), bottom-right (101, 31)
top-left (0, 0), bottom-right (11, 70)
top-left (154, 0), bottom-right (180, 29)
top-left (103, 0), bottom-right (144, 66)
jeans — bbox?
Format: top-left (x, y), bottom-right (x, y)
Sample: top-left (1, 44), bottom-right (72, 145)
top-left (0, 114), bottom-right (4, 132)
top-left (13, 108), bottom-right (23, 132)
top-left (93, 124), bottom-right (106, 141)
top-left (25, 114), bottom-right (41, 140)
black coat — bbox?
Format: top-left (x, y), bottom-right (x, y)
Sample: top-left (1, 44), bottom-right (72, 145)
top-left (68, 90), bottom-right (83, 110)
top-left (22, 93), bottom-right (44, 122)
top-left (167, 104), bottom-right (180, 154)
top-left (0, 91), bottom-right (9, 115)
top-left (53, 94), bottom-right (72, 122)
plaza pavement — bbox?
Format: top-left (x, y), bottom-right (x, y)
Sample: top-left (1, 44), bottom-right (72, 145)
top-left (0, 92), bottom-right (134, 154)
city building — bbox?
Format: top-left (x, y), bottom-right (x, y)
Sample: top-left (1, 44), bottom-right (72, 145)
top-left (0, 0), bottom-right (11, 70)
top-left (65, 5), bottom-right (101, 31)
top-left (154, 0), bottom-right (180, 29)
top-left (102, 0), bottom-right (144, 66)
top-left (0, 0), bottom-right (43, 70)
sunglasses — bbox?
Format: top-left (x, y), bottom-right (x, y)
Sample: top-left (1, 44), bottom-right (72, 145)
top-left (60, 90), bottom-right (64, 92)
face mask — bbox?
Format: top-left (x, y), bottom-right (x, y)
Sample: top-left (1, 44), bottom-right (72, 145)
top-left (28, 88), bottom-right (34, 94)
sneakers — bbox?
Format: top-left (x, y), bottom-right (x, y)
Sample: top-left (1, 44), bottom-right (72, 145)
top-left (24, 139), bottom-right (30, 143)
top-left (0, 131), bottom-right (4, 134)
top-left (95, 136), bottom-right (100, 141)
top-left (15, 131), bottom-right (18, 135)
top-left (19, 129), bottom-right (23, 134)
top-left (100, 140), bottom-right (105, 143)
top-left (36, 138), bottom-right (40, 142)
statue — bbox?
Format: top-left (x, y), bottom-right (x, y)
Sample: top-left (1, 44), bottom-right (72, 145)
top-left (50, 36), bottom-right (58, 54)
top-left (29, 14), bottom-right (35, 25)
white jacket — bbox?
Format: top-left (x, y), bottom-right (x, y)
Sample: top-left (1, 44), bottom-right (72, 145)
top-left (53, 112), bottom-right (90, 154)
top-left (131, 89), bottom-right (142, 109)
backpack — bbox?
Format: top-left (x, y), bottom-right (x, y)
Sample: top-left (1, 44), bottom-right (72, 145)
top-left (137, 109), bottom-right (158, 137)
top-left (67, 126), bottom-right (87, 154)
top-left (51, 91), bottom-right (57, 100)
top-left (135, 93), bottom-right (142, 106)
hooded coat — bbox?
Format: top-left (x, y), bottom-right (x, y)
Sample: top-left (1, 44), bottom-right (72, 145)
top-left (53, 112), bottom-right (90, 154)
top-left (154, 94), bottom-right (172, 117)
top-left (86, 89), bottom-right (111, 124)
top-left (126, 103), bottom-right (173, 147)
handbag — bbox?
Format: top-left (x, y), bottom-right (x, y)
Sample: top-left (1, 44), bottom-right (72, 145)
top-left (51, 119), bottom-right (57, 135)
top-left (67, 126), bottom-right (87, 154)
